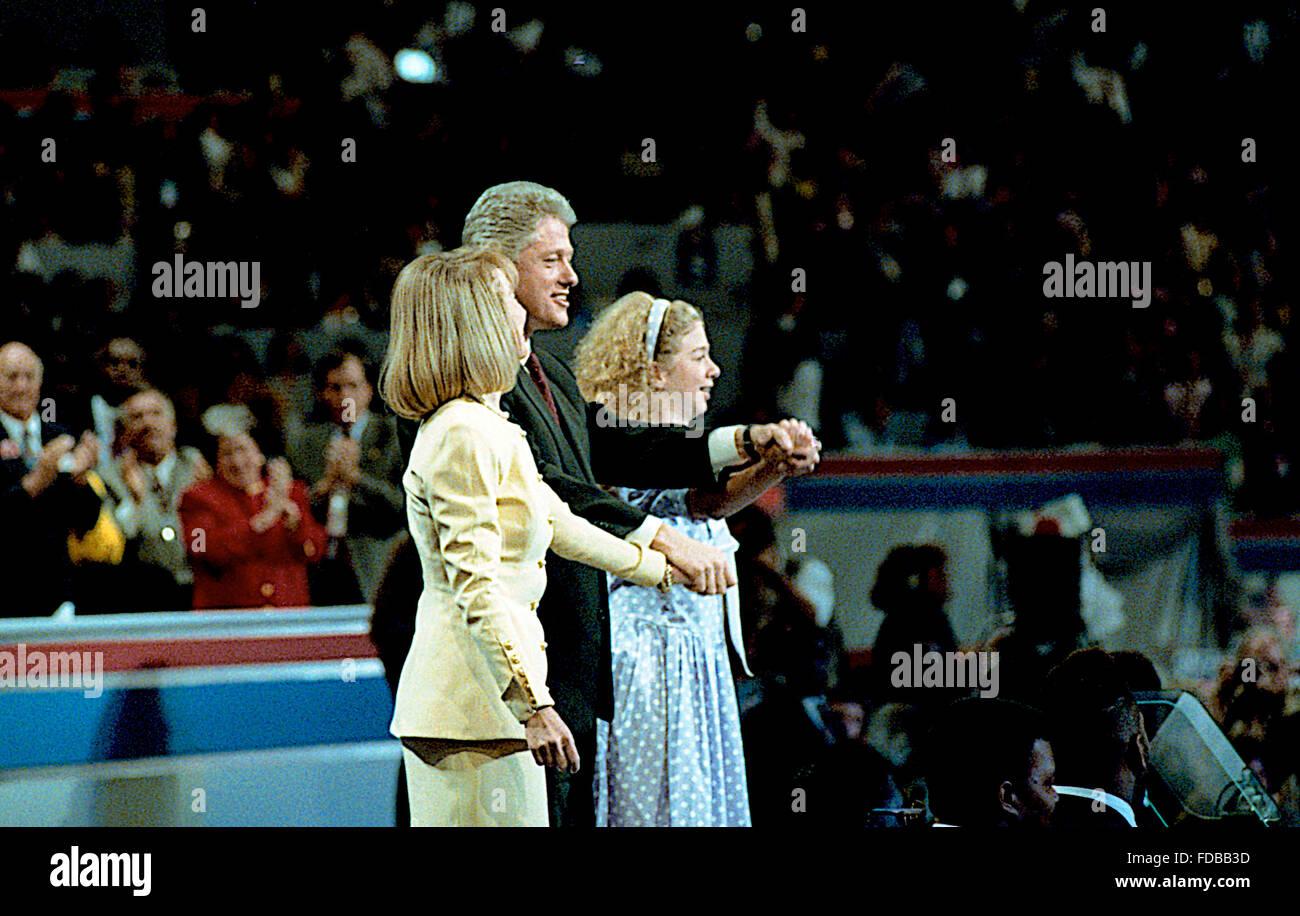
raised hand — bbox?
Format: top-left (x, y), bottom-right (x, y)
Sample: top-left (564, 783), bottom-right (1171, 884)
top-left (190, 451), bottom-right (214, 482)
top-left (749, 422), bottom-right (795, 460)
top-left (68, 431), bottom-right (100, 479)
top-left (21, 434), bottom-right (75, 497)
top-left (267, 456), bottom-right (292, 502)
top-left (253, 457), bottom-right (299, 531)
top-left (335, 438), bottom-right (362, 486)
top-left (119, 447), bottom-right (147, 501)
top-left (320, 437), bottom-right (361, 492)
top-left (772, 418), bottom-right (821, 477)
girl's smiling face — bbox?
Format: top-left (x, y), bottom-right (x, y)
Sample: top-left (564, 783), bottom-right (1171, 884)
top-left (651, 322), bottom-right (720, 423)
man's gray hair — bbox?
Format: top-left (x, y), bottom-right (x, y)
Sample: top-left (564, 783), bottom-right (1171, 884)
top-left (461, 181), bottom-right (577, 260)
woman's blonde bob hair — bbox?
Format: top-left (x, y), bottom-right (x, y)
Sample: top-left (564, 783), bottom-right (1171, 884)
top-left (379, 245), bottom-right (520, 420)
top-left (572, 291), bottom-right (702, 415)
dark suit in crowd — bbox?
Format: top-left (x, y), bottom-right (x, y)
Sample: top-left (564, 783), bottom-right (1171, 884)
top-left (287, 411), bottom-right (406, 605)
top-left (0, 419), bottom-right (101, 617)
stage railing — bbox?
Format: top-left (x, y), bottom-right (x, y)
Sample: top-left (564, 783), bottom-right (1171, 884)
top-left (0, 605), bottom-right (398, 827)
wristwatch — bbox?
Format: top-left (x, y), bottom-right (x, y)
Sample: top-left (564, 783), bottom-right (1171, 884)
top-left (741, 425), bottom-right (761, 462)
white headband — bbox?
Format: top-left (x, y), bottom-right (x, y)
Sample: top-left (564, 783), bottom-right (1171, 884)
top-left (644, 298), bottom-right (671, 363)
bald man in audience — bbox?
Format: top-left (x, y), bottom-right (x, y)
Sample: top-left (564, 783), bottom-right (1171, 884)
top-left (0, 342), bottom-right (102, 616)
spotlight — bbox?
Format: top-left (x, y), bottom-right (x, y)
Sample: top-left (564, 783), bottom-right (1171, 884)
top-left (394, 49), bottom-right (441, 84)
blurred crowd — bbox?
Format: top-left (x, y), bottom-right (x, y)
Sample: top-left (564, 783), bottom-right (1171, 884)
top-left (729, 5), bottom-right (1294, 522)
top-left (0, 337), bottom-right (404, 615)
top-left (1, 2), bottom-right (1296, 826)
top-left (734, 527), bottom-right (1300, 827)
top-left (0, 5), bottom-right (1293, 512)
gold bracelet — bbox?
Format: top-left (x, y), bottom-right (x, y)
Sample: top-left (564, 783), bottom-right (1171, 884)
top-left (657, 565), bottom-right (674, 594)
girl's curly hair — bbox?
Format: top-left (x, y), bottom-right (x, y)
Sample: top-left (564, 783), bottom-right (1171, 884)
top-left (573, 291), bottom-right (702, 415)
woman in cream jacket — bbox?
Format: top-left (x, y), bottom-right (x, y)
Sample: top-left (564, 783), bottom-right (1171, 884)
top-left (379, 246), bottom-right (673, 827)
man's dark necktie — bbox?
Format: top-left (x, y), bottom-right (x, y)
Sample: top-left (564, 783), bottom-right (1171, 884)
top-left (524, 351), bottom-right (562, 428)
top-left (20, 425), bottom-right (39, 469)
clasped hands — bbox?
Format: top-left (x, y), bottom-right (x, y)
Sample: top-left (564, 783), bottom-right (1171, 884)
top-left (745, 418), bottom-right (821, 477)
top-left (654, 419), bottom-right (821, 595)
top-left (21, 432), bottom-right (100, 498)
top-left (312, 436), bottom-right (362, 496)
top-left (524, 422), bottom-right (822, 772)
top-left (250, 457), bottom-right (301, 532)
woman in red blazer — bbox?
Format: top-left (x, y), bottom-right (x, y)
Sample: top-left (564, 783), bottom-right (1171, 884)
top-left (180, 424), bottom-right (327, 609)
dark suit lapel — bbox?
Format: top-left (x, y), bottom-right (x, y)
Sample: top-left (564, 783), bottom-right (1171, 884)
top-left (512, 366), bottom-right (564, 453)
top-left (359, 414), bottom-right (385, 465)
top-left (549, 378), bottom-right (594, 480)
top-left (510, 364), bottom-right (592, 479)
top-left (534, 349), bottom-right (598, 480)
top-left (297, 426), bottom-right (331, 483)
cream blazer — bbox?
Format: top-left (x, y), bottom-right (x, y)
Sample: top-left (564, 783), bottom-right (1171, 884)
top-left (391, 394), bottom-right (667, 742)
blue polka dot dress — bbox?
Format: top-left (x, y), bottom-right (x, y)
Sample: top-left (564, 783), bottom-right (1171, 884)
top-left (595, 488), bottom-right (752, 827)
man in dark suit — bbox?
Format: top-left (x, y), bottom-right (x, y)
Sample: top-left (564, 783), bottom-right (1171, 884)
top-left (0, 341), bottom-right (103, 617)
top-left (408, 181), bottom-right (810, 827)
top-left (924, 698), bottom-right (1059, 827)
top-left (1045, 648), bottom-right (1151, 827)
top-left (288, 347), bottom-right (406, 605)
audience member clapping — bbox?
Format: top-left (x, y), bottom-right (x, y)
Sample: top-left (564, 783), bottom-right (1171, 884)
top-left (0, 341), bottom-right (102, 616)
top-left (179, 408), bottom-right (326, 609)
top-left (97, 388), bottom-right (212, 611)
top-left (1212, 625), bottom-right (1297, 808)
top-left (286, 347), bottom-right (405, 605)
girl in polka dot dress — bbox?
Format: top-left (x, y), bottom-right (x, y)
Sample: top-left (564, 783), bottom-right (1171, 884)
top-left (574, 292), bottom-right (819, 826)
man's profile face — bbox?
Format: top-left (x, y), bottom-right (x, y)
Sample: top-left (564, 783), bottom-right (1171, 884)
top-left (512, 215), bottom-right (578, 337)
top-left (1019, 738), bottom-right (1059, 827)
top-left (321, 356), bottom-right (372, 425)
top-left (0, 345), bottom-right (43, 421)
